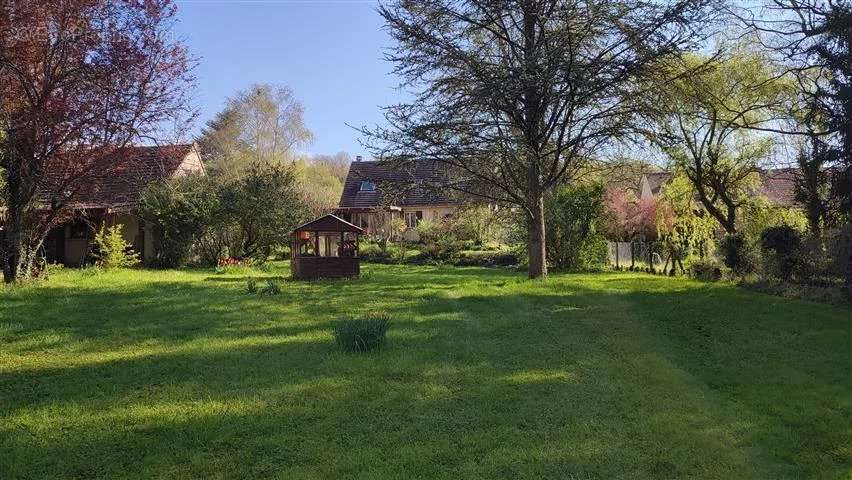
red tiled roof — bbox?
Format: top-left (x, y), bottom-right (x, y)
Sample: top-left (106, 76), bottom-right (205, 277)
top-left (641, 169), bottom-right (798, 207)
top-left (41, 144), bottom-right (196, 210)
top-left (338, 160), bottom-right (460, 209)
top-left (758, 168), bottom-right (797, 207)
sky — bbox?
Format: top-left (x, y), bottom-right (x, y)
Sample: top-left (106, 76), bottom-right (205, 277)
top-left (172, 0), bottom-right (402, 158)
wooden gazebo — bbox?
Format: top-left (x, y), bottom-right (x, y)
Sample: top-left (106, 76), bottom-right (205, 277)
top-left (290, 214), bottom-right (365, 280)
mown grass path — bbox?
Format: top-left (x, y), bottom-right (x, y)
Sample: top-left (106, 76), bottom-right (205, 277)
top-left (1, 263), bottom-right (850, 479)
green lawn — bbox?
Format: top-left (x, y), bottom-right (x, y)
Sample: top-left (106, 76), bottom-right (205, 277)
top-left (1, 263), bottom-right (850, 479)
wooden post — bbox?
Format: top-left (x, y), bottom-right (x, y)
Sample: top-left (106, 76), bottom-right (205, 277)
top-left (647, 243), bottom-right (653, 271)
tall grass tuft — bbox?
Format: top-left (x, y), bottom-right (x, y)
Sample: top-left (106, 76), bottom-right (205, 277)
top-left (245, 277), bottom-right (258, 294)
top-left (332, 315), bottom-right (390, 353)
top-left (260, 279), bottom-right (281, 295)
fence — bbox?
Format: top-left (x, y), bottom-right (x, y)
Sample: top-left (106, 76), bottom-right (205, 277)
top-left (607, 241), bottom-right (664, 269)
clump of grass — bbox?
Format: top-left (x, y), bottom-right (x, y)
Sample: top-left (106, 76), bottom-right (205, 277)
top-left (332, 314), bottom-right (390, 353)
top-left (260, 279), bottom-right (281, 295)
top-left (245, 277), bottom-right (258, 294)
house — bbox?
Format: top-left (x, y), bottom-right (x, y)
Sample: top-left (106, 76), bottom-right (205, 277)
top-left (638, 172), bottom-right (673, 200)
top-left (40, 144), bottom-right (204, 266)
top-left (335, 158), bottom-right (461, 240)
top-left (638, 169), bottom-right (798, 207)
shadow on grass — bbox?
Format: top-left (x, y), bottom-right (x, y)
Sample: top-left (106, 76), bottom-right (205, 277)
top-left (0, 266), bottom-right (849, 479)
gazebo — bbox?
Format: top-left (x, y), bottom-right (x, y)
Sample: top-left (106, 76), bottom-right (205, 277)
top-left (290, 214), bottom-right (365, 280)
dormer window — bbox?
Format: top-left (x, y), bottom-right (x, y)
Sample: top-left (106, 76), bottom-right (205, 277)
top-left (359, 181), bottom-right (376, 192)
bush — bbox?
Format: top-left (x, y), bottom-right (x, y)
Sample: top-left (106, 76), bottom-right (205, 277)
top-left (689, 257), bottom-right (723, 281)
top-left (792, 237), bottom-right (835, 285)
top-left (454, 250), bottom-right (519, 267)
top-left (415, 220), bottom-right (440, 244)
top-left (445, 205), bottom-right (507, 245)
top-left (138, 173), bottom-right (218, 268)
top-left (720, 233), bottom-right (757, 276)
top-left (544, 183), bottom-right (609, 271)
top-left (741, 199), bottom-right (808, 246)
top-left (825, 225), bottom-right (852, 302)
top-left (140, 164), bottom-right (308, 268)
top-left (332, 315), bottom-right (390, 353)
top-left (92, 224), bottom-right (140, 269)
top-left (360, 240), bottom-right (408, 264)
top-left (760, 226), bottom-right (803, 281)
top-left (197, 163), bottom-right (308, 265)
top-left (403, 219), bottom-right (465, 264)
top-left (412, 238), bottom-right (463, 264)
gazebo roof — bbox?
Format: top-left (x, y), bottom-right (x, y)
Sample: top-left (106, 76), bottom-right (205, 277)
top-left (292, 214), bottom-right (365, 234)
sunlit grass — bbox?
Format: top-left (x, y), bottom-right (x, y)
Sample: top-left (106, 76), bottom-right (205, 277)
top-left (1, 262), bottom-right (850, 479)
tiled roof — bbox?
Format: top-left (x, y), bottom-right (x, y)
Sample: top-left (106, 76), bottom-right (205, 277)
top-left (641, 169), bottom-right (798, 207)
top-left (758, 168), bottom-right (797, 207)
top-left (338, 160), bottom-right (460, 209)
top-left (292, 214), bottom-right (364, 233)
top-left (41, 144), bottom-right (196, 210)
top-left (645, 172), bottom-right (672, 195)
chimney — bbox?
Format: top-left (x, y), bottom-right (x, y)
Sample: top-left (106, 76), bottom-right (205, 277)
top-left (355, 155), bottom-right (363, 162)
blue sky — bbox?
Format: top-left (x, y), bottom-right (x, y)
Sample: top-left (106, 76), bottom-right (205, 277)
top-left (173, 0), bottom-right (401, 157)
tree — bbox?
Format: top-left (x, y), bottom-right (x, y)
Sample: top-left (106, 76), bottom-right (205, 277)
top-left (363, 0), bottom-right (719, 278)
top-left (294, 155), bottom-right (347, 217)
top-left (198, 84), bottom-right (313, 177)
top-left (604, 188), bottom-right (658, 242)
top-left (545, 183), bottom-right (609, 271)
top-left (0, 1), bottom-right (194, 282)
top-left (138, 173), bottom-right (219, 268)
top-left (742, 1), bottom-right (850, 173)
top-left (646, 47), bottom-right (790, 234)
top-left (140, 165), bottom-right (307, 267)
top-left (795, 133), bottom-right (840, 236)
top-left (310, 152), bottom-right (351, 184)
top-left (196, 163), bottom-right (307, 263)
top-left (656, 172), bottom-right (717, 273)
top-left (740, 0), bottom-right (852, 298)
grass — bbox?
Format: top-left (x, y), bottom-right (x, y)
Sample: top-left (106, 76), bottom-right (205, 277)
top-left (1, 262), bottom-right (850, 479)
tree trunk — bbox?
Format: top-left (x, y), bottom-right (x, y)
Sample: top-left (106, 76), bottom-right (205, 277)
top-left (1, 203), bottom-right (45, 283)
top-left (695, 184), bottom-right (737, 234)
top-left (845, 221), bottom-right (852, 304)
top-left (527, 193), bottom-right (547, 279)
top-left (2, 233), bottom-right (39, 283)
top-left (2, 246), bottom-right (17, 284)
top-left (2, 216), bottom-right (23, 283)
top-left (2, 237), bottom-right (42, 283)
top-left (521, 6), bottom-right (546, 280)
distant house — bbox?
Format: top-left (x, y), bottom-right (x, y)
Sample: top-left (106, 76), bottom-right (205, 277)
top-left (40, 144), bottom-right (204, 266)
top-left (638, 172), bottom-right (673, 200)
top-left (335, 159), bottom-right (461, 240)
top-left (638, 169), bottom-right (798, 207)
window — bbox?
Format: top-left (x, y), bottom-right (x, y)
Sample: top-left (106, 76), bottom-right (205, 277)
top-left (319, 232), bottom-right (340, 257)
top-left (405, 211), bottom-right (423, 229)
top-left (359, 181), bottom-right (376, 192)
top-left (353, 213), bottom-right (370, 229)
